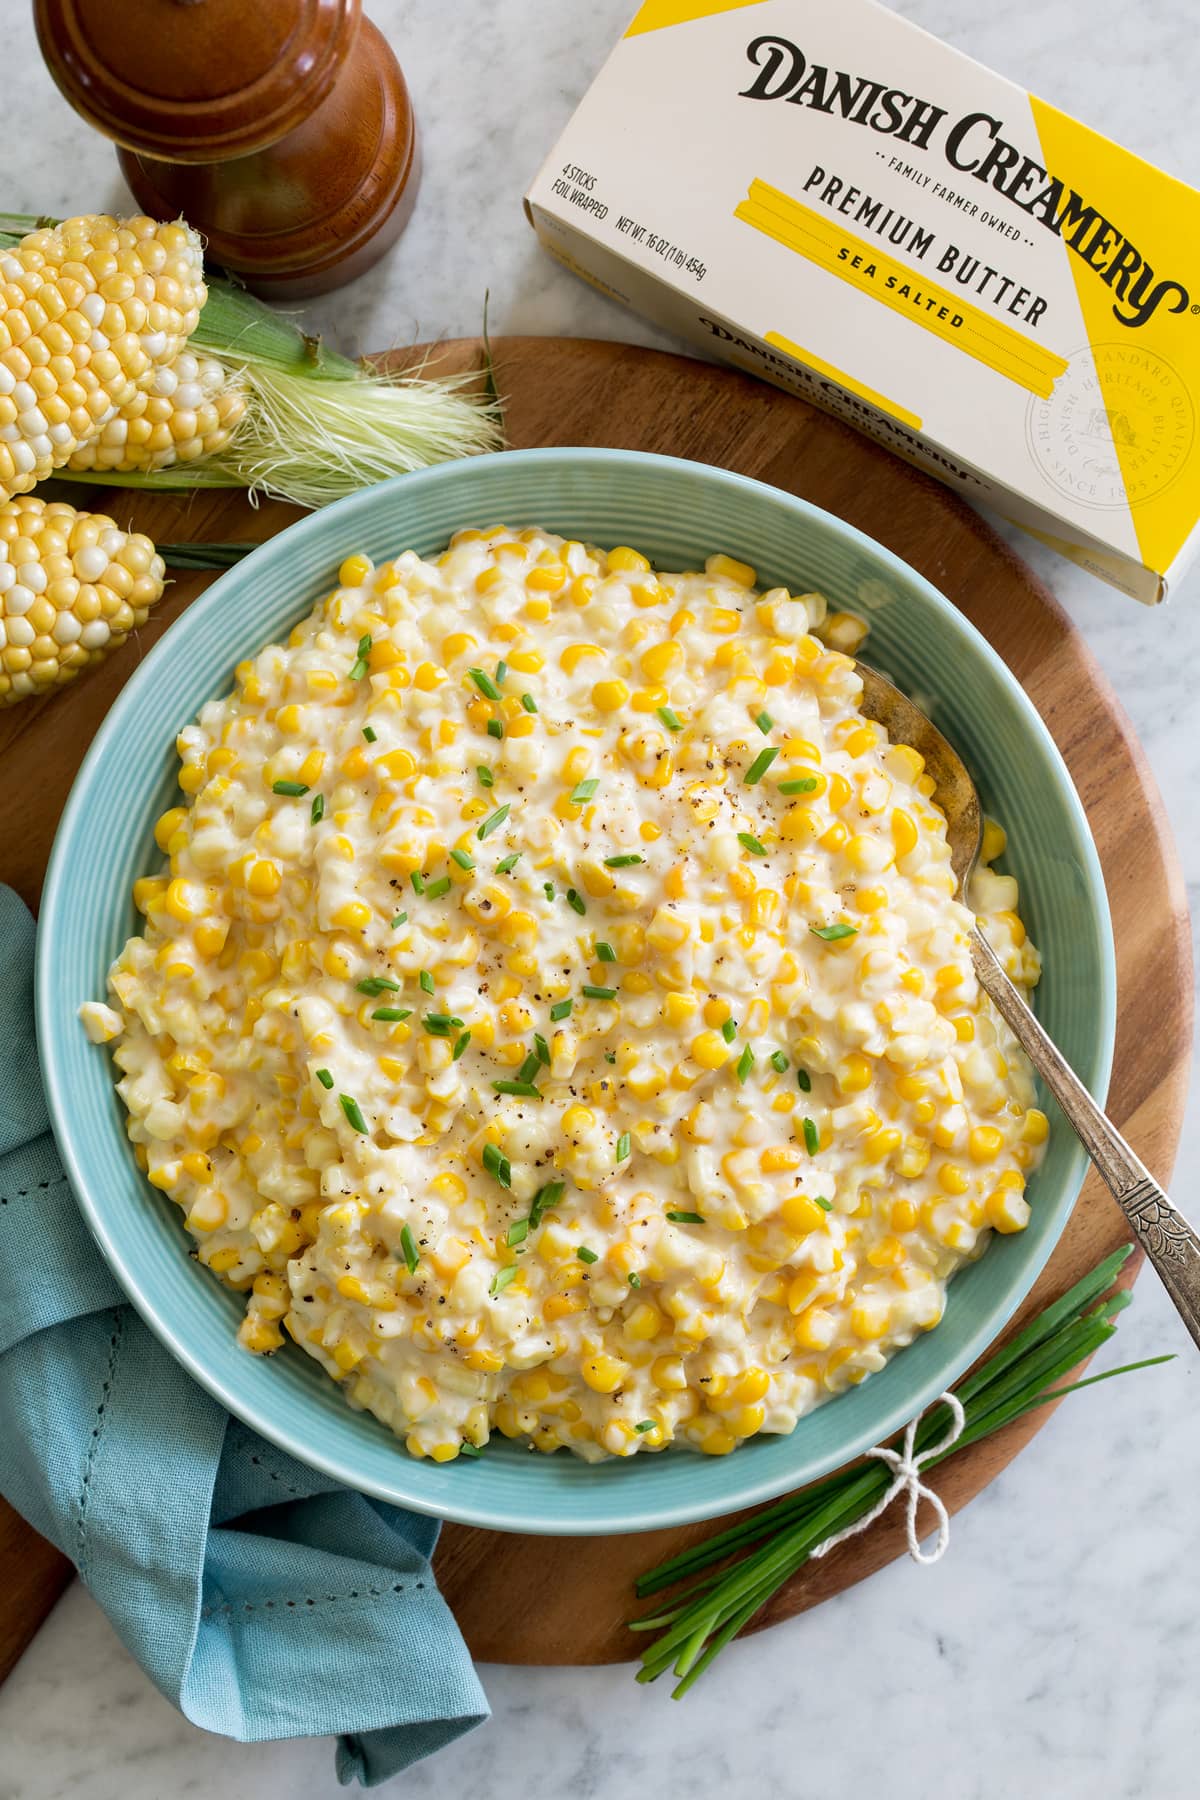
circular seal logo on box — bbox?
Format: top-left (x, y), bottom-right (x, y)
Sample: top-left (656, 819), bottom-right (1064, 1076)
top-left (1026, 342), bottom-right (1193, 511)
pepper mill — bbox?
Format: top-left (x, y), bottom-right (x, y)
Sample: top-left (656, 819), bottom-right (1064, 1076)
top-left (33, 0), bottom-right (419, 299)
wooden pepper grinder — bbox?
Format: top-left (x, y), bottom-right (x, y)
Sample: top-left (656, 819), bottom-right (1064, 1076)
top-left (33, 0), bottom-right (420, 298)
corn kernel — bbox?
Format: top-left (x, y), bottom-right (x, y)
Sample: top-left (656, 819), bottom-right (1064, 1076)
top-left (706, 552), bottom-right (755, 587)
top-left (592, 678), bottom-right (629, 712)
top-left (781, 1193), bottom-right (826, 1235)
top-left (581, 1353), bottom-right (630, 1394)
top-left (1022, 1108), bottom-right (1049, 1145)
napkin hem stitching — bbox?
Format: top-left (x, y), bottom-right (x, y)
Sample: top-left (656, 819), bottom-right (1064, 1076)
top-left (0, 1174), bottom-right (69, 1207)
top-left (76, 1308), bottom-right (125, 1581)
top-left (200, 1580), bottom-right (424, 1621)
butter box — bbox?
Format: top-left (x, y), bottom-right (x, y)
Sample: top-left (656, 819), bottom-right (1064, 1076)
top-left (525, 0), bottom-right (1200, 601)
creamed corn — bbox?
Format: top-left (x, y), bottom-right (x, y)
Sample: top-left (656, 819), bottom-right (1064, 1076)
top-left (83, 526), bottom-right (1047, 1463)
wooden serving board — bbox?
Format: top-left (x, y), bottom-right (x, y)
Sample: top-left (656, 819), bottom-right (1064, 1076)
top-left (0, 337), bottom-right (1190, 1682)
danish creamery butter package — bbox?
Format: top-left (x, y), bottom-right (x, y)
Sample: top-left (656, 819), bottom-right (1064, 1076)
top-left (525, 0), bottom-right (1200, 601)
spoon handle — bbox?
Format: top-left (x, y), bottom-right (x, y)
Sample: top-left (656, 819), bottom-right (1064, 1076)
top-left (971, 930), bottom-right (1200, 1351)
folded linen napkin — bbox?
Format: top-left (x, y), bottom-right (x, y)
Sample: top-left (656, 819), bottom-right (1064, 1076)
top-left (0, 886), bottom-right (488, 1784)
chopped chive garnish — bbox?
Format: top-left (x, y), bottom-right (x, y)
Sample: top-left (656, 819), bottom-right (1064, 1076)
top-left (482, 1143), bottom-right (512, 1188)
top-left (596, 941), bottom-right (616, 962)
top-left (604, 853), bottom-right (644, 868)
top-left (569, 778), bottom-right (598, 805)
top-left (744, 746), bottom-right (780, 785)
top-left (666, 1210), bottom-right (704, 1225)
top-left (810, 922), bottom-right (858, 942)
top-left (566, 889), bottom-right (586, 915)
top-left (770, 1050), bottom-right (789, 1073)
top-left (469, 667), bottom-right (502, 701)
top-left (755, 711), bottom-right (773, 734)
top-left (628, 1272), bottom-right (642, 1288)
top-left (720, 1017), bottom-right (738, 1043)
top-left (803, 1116), bottom-right (820, 1155)
top-left (797, 1068), bottom-right (812, 1092)
top-left (507, 1219), bottom-right (529, 1247)
top-left (490, 1265), bottom-right (519, 1297)
top-left (310, 793), bottom-right (324, 824)
top-left (493, 1079), bottom-right (541, 1098)
top-left (452, 1030), bottom-right (472, 1060)
top-left (422, 1013), bottom-right (463, 1036)
top-left (521, 693), bottom-right (537, 713)
top-left (780, 777), bottom-right (819, 795)
top-left (451, 848), bottom-right (476, 870)
top-left (339, 1094), bottom-right (368, 1133)
top-left (315, 1068), bottom-right (333, 1089)
top-left (495, 660), bottom-right (508, 685)
top-left (487, 719), bottom-right (504, 739)
top-left (577, 1246), bottom-right (599, 1264)
top-left (605, 1051), bottom-right (617, 1065)
top-left (529, 1180), bottom-right (564, 1227)
top-left (371, 1007), bottom-right (411, 1022)
top-left (635, 1420), bottom-right (656, 1433)
top-left (517, 1052), bottom-right (541, 1084)
top-left (410, 870), bottom-right (426, 894)
top-left (362, 725), bottom-right (377, 743)
top-left (391, 911), bottom-right (408, 928)
top-left (582, 984), bottom-right (617, 1001)
top-left (533, 1033), bottom-right (550, 1066)
top-left (736, 1044), bottom-right (755, 1083)
top-left (356, 633), bottom-right (372, 656)
top-left (543, 882), bottom-right (556, 901)
top-left (272, 779), bottom-right (309, 797)
top-left (657, 706), bottom-right (682, 731)
top-left (348, 634), bottom-right (372, 681)
top-left (616, 1131), bottom-right (631, 1162)
top-left (357, 976), bottom-right (400, 995)
top-left (738, 832), bottom-right (767, 856)
top-left (477, 803), bottom-right (510, 840)
top-left (496, 853), bottom-right (521, 874)
top-left (419, 970), bottom-right (434, 994)
top-left (814, 1195), bottom-right (833, 1211)
top-left (425, 876), bottom-right (452, 899)
top-left (549, 999), bottom-right (573, 1022)
top-left (400, 1223), bottom-right (420, 1274)
top-left (459, 1441), bottom-right (482, 1457)
top-left (476, 765), bottom-right (494, 788)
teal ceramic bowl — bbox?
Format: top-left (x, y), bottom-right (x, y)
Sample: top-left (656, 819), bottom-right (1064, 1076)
top-left (37, 449), bottom-right (1115, 1535)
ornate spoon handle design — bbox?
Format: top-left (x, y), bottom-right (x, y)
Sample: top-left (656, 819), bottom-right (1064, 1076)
top-left (972, 930), bottom-right (1200, 1351)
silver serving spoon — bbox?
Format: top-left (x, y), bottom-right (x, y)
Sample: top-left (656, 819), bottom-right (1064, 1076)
top-left (856, 662), bottom-right (1200, 1350)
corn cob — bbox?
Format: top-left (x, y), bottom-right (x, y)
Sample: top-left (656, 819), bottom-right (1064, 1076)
top-left (0, 495), bottom-right (165, 705)
top-left (0, 212), bottom-right (502, 510)
top-left (66, 349), bottom-right (246, 475)
top-left (0, 215), bottom-right (206, 503)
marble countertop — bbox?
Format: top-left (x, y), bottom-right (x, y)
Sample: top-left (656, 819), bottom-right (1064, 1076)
top-left (2, 2), bottom-right (1197, 1796)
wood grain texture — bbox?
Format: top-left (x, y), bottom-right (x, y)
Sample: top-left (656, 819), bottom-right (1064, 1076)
top-left (0, 338), bottom-right (1189, 1682)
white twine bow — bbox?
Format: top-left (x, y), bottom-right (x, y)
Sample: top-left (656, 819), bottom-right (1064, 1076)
top-left (809, 1390), bottom-right (966, 1567)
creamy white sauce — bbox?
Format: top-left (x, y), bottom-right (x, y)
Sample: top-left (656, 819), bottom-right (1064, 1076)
top-left (92, 527), bottom-right (1047, 1462)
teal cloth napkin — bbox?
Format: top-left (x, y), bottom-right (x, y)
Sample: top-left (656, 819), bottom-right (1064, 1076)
top-left (0, 886), bottom-right (488, 1783)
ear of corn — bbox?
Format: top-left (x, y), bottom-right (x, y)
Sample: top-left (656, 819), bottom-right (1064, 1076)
top-left (67, 350), bottom-right (246, 475)
top-left (0, 215), bottom-right (206, 502)
top-left (0, 211), bottom-right (503, 510)
top-left (0, 495), bottom-right (165, 705)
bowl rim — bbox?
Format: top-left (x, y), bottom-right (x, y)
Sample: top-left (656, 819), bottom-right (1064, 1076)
top-left (36, 447), bottom-right (1117, 1534)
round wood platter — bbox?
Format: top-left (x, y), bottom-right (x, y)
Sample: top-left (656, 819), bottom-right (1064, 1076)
top-left (0, 337), bottom-right (1190, 1681)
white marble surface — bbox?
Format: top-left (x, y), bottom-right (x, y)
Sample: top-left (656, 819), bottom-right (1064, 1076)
top-left (2, 2), bottom-right (1198, 1796)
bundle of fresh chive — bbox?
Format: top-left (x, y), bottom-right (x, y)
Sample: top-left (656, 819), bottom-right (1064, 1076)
top-left (630, 1246), bottom-right (1167, 1697)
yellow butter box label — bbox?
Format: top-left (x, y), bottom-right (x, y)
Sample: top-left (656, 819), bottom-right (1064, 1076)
top-left (525, 0), bottom-right (1200, 601)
